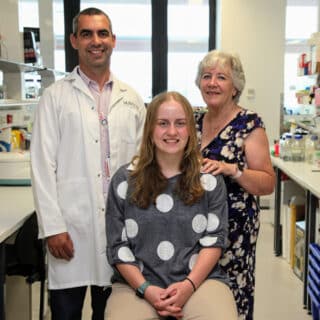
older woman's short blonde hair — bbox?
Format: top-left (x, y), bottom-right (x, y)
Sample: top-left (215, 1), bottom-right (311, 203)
top-left (195, 50), bottom-right (245, 103)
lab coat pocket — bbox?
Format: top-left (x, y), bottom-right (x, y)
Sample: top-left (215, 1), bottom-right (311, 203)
top-left (57, 178), bottom-right (91, 234)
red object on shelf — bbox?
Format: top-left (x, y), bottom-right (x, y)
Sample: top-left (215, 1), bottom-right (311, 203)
top-left (274, 140), bottom-right (280, 157)
top-left (6, 114), bottom-right (13, 124)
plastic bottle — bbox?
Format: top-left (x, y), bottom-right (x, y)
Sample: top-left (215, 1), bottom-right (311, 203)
top-left (282, 133), bottom-right (293, 161)
top-left (279, 135), bottom-right (285, 159)
top-left (313, 136), bottom-right (320, 168)
top-left (305, 134), bottom-right (318, 164)
top-left (274, 139), bottom-right (280, 157)
top-left (291, 134), bottom-right (305, 162)
top-left (25, 79), bottom-right (37, 99)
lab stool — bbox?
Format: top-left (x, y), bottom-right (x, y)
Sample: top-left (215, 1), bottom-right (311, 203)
top-left (5, 212), bottom-right (46, 320)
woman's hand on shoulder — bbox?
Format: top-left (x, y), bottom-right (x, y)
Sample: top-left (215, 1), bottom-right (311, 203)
top-left (201, 158), bottom-right (237, 177)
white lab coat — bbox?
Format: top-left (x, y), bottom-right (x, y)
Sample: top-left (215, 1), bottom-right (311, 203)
top-left (30, 68), bottom-right (146, 289)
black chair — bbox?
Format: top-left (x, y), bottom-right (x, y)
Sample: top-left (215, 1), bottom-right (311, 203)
top-left (5, 212), bottom-right (46, 320)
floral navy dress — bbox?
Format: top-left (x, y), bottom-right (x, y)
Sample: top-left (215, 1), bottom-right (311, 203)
top-left (195, 108), bottom-right (264, 320)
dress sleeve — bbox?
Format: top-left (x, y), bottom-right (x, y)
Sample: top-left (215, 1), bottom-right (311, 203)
top-left (199, 173), bottom-right (229, 249)
top-left (106, 166), bottom-right (138, 267)
top-left (246, 110), bottom-right (265, 132)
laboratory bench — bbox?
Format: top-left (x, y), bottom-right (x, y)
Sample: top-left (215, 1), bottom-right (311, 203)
top-left (0, 186), bottom-right (34, 320)
top-left (272, 156), bottom-right (320, 311)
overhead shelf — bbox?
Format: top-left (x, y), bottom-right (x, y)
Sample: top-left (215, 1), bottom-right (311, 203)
top-left (0, 99), bottom-right (38, 109)
top-left (0, 59), bottom-right (67, 100)
top-left (0, 58), bottom-right (66, 76)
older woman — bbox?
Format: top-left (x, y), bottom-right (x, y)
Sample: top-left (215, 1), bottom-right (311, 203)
top-left (195, 50), bottom-right (275, 320)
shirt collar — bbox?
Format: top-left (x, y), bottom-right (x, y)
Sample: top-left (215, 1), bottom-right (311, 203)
top-left (77, 66), bottom-right (113, 89)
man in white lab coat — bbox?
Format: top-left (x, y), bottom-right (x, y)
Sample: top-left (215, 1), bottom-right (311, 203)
top-left (30, 7), bottom-right (146, 320)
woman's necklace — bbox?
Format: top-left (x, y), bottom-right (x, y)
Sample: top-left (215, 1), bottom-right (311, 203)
top-left (204, 113), bottom-right (225, 135)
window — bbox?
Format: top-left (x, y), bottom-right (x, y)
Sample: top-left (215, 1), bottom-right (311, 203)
top-left (53, 0), bottom-right (65, 71)
top-left (78, 0), bottom-right (210, 104)
top-left (81, 0), bottom-right (152, 102)
top-left (19, 1), bottom-right (39, 30)
top-left (19, 0), bottom-right (213, 104)
top-left (168, 0), bottom-right (209, 106)
top-left (284, 1), bottom-right (318, 116)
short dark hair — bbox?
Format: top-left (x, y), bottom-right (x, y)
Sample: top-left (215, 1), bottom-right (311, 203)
top-left (72, 7), bottom-right (113, 35)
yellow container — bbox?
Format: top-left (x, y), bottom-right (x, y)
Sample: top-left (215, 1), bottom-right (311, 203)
top-left (11, 130), bottom-right (21, 150)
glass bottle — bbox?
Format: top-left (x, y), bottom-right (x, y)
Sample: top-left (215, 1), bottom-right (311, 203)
top-left (282, 133), bottom-right (293, 161)
top-left (291, 134), bottom-right (304, 162)
top-left (313, 135), bottom-right (320, 168)
top-left (279, 135), bottom-right (286, 160)
top-left (305, 134), bottom-right (318, 164)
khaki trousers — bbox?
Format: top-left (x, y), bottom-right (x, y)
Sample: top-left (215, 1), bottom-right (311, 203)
top-left (105, 279), bottom-right (238, 320)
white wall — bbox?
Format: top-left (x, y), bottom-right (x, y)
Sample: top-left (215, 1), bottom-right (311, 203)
top-left (218, 0), bottom-right (286, 144)
top-left (0, 0), bottom-right (24, 62)
top-left (38, 0), bottom-right (55, 68)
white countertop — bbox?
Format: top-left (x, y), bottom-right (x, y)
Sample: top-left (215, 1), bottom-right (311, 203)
top-left (0, 186), bottom-right (34, 242)
top-left (271, 156), bottom-right (320, 198)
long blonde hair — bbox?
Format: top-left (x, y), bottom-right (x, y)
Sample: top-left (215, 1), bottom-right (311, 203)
top-left (130, 91), bottom-right (204, 208)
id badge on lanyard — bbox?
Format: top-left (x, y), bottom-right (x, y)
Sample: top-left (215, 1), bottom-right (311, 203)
top-left (105, 156), bottom-right (111, 179)
top-left (99, 111), bottom-right (111, 179)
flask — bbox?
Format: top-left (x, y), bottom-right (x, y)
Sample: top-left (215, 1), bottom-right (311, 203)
top-left (291, 134), bottom-right (304, 162)
top-left (282, 133), bottom-right (293, 161)
top-left (305, 134), bottom-right (318, 164)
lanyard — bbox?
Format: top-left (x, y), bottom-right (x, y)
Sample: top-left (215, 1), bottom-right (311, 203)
top-left (98, 110), bottom-right (111, 179)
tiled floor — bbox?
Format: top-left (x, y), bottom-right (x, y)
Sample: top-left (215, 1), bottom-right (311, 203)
top-left (38, 209), bottom-right (313, 319)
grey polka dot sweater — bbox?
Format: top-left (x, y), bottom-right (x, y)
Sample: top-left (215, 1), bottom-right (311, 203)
top-left (106, 164), bottom-right (229, 288)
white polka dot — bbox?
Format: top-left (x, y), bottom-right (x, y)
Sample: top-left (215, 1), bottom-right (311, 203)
top-left (156, 194), bottom-right (174, 213)
top-left (118, 246), bottom-right (135, 262)
top-left (188, 253), bottom-right (198, 270)
top-left (192, 214), bottom-right (207, 233)
top-left (121, 227), bottom-right (127, 241)
top-left (200, 236), bottom-right (218, 246)
top-left (125, 219), bottom-right (138, 238)
top-left (200, 174), bottom-right (217, 191)
top-left (157, 241), bottom-right (175, 261)
top-left (117, 181), bottom-right (128, 199)
top-left (207, 213), bottom-right (220, 232)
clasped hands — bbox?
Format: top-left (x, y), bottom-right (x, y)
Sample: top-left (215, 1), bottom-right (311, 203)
top-left (144, 280), bottom-right (194, 319)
